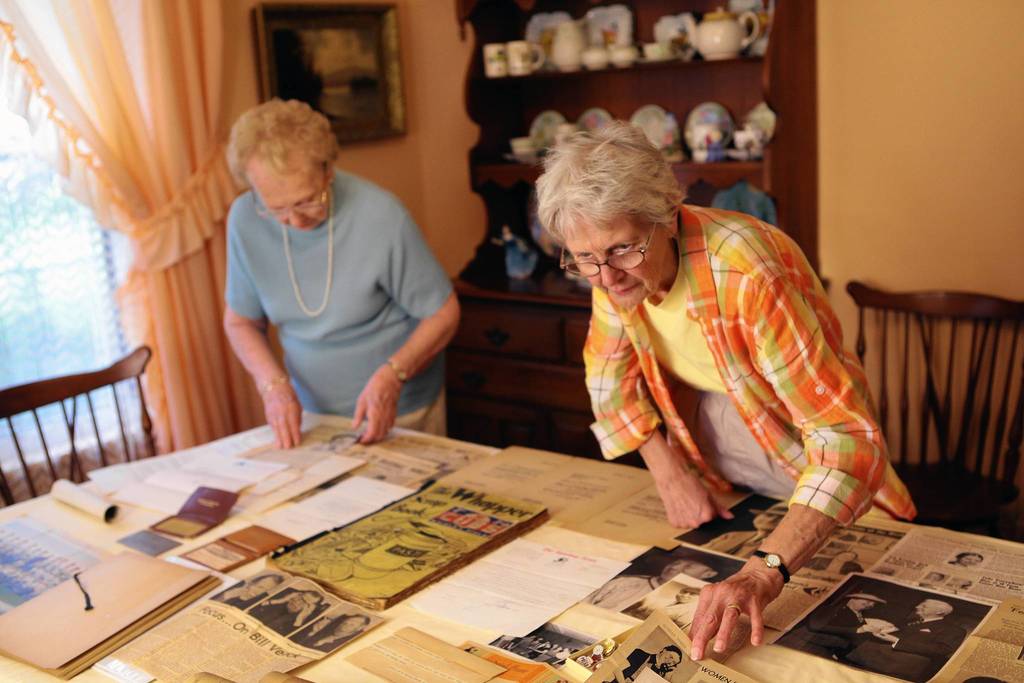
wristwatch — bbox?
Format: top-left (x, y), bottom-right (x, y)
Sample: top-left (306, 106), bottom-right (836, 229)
top-left (386, 358), bottom-right (408, 383)
top-left (753, 550), bottom-right (791, 583)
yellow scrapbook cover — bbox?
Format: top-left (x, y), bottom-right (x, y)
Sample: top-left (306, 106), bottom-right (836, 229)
top-left (271, 482), bottom-right (548, 609)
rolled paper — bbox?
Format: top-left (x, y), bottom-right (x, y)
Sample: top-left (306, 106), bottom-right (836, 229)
top-left (50, 479), bottom-right (118, 522)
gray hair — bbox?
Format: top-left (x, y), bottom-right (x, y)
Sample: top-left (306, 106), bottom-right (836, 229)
top-left (227, 99), bottom-right (338, 187)
top-left (535, 121), bottom-right (684, 244)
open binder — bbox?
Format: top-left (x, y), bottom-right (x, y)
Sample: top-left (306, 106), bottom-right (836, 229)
top-left (0, 552), bottom-right (219, 679)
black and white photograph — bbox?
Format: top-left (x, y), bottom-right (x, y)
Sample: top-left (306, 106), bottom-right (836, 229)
top-left (676, 494), bottom-right (786, 557)
top-left (211, 571), bottom-right (288, 611)
top-left (585, 544), bottom-right (745, 612)
top-left (490, 622), bottom-right (597, 665)
top-left (247, 586), bottom-right (334, 636)
top-left (254, 4), bottom-right (405, 144)
top-left (777, 574), bottom-right (992, 683)
top-left (622, 578), bottom-right (703, 629)
top-left (290, 609), bottom-right (378, 653)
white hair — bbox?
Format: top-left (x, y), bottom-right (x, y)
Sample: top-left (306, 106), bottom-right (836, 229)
top-left (535, 121), bottom-right (684, 243)
top-left (227, 99), bottom-right (338, 187)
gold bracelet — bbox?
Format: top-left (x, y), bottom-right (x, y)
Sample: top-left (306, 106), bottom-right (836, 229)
top-left (386, 358), bottom-right (408, 383)
top-left (259, 375), bottom-right (289, 395)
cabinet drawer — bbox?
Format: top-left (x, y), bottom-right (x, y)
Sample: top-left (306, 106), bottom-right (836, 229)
top-left (447, 350), bottom-right (590, 412)
top-left (454, 303), bottom-right (564, 360)
top-left (563, 314), bottom-right (590, 365)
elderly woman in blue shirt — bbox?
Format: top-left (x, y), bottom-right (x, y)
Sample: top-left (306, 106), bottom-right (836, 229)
top-left (224, 99), bottom-right (459, 446)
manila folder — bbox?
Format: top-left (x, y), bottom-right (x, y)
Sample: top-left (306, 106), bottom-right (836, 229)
top-left (0, 552), bottom-right (215, 676)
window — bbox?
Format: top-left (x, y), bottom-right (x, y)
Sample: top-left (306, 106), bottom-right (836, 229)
top-left (1, 105), bottom-right (134, 488)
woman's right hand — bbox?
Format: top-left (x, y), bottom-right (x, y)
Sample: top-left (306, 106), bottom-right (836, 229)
top-left (263, 382), bottom-right (302, 448)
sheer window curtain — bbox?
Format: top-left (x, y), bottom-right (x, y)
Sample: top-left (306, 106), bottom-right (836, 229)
top-left (0, 1), bottom-right (264, 452)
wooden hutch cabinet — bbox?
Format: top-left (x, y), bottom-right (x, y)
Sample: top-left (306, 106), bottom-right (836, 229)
top-left (447, 0), bottom-right (817, 459)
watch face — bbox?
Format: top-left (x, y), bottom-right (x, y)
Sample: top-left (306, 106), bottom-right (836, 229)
top-left (764, 554), bottom-right (781, 569)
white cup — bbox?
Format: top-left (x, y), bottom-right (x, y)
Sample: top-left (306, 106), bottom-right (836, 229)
top-left (483, 43), bottom-right (507, 78)
top-left (642, 42), bottom-right (671, 61)
top-left (507, 41), bottom-right (545, 76)
top-left (609, 44), bottom-right (639, 68)
top-left (581, 46), bottom-right (610, 70)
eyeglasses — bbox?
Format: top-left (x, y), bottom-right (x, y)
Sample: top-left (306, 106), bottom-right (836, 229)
top-left (254, 166), bottom-right (331, 221)
top-left (560, 227), bottom-right (657, 277)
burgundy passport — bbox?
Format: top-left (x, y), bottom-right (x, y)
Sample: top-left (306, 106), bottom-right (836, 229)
top-left (150, 487), bottom-right (238, 538)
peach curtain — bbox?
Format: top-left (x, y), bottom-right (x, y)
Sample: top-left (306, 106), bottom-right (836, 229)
top-left (0, 1), bottom-right (264, 451)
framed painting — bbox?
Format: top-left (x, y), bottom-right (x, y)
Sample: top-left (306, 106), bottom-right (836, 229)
top-left (253, 4), bottom-right (406, 144)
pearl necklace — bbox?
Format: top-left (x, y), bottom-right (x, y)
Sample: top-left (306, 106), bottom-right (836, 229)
top-left (281, 191), bottom-right (333, 318)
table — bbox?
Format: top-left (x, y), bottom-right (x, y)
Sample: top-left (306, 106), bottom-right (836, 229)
top-left (0, 420), bottom-right (1011, 682)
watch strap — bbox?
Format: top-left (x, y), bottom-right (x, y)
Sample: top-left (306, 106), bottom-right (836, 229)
top-left (753, 550), bottom-right (791, 583)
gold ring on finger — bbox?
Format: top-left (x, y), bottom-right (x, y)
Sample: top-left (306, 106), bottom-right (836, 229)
top-left (725, 603), bottom-right (742, 615)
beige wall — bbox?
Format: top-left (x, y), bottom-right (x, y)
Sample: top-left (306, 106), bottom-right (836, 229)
top-left (222, 0), bottom-right (484, 276)
top-left (818, 0), bottom-right (1024, 337)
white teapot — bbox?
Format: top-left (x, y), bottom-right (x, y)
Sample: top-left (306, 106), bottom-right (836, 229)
top-left (550, 19), bottom-right (586, 72)
top-left (682, 8), bottom-right (760, 61)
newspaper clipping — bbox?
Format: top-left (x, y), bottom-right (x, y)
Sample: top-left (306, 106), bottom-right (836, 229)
top-left (777, 573), bottom-right (992, 683)
top-left (869, 528), bottom-right (1024, 604)
top-left (677, 494), bottom-right (905, 584)
top-left (99, 570), bottom-right (380, 682)
top-left (589, 610), bottom-right (759, 683)
top-left (933, 598), bottom-right (1024, 683)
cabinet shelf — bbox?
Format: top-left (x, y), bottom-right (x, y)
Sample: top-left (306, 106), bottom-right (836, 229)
top-left (473, 56), bottom-right (762, 84)
top-left (472, 160), bottom-right (765, 191)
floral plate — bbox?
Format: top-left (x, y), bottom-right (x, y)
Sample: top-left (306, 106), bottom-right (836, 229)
top-left (529, 110), bottom-right (567, 150)
top-left (684, 101), bottom-right (735, 151)
top-left (630, 104), bottom-right (683, 161)
top-left (577, 107), bottom-right (614, 133)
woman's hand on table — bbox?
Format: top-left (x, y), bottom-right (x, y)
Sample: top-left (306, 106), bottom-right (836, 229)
top-left (353, 364), bottom-right (402, 444)
top-left (641, 431), bottom-right (734, 529)
top-left (263, 383), bottom-right (302, 449)
top-left (689, 558), bottom-right (784, 660)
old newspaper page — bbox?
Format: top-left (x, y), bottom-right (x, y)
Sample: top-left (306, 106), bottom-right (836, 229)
top-left (97, 570), bottom-right (380, 683)
top-left (933, 598), bottom-right (1024, 683)
top-left (869, 527), bottom-right (1024, 603)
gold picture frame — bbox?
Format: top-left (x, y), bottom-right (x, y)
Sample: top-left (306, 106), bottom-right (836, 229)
top-left (253, 3), bottom-right (406, 144)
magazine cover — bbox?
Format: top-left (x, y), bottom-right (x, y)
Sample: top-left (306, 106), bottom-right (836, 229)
top-left (271, 482), bottom-right (548, 609)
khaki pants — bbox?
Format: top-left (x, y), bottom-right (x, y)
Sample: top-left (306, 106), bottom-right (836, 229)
top-left (682, 388), bottom-right (796, 499)
top-left (394, 391), bottom-right (447, 436)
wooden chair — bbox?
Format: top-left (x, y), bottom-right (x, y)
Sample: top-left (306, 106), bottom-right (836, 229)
top-left (0, 346), bottom-right (156, 505)
top-left (847, 281), bottom-right (1024, 533)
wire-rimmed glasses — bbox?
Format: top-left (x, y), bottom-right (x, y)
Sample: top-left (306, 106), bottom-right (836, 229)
top-left (560, 226), bottom-right (657, 277)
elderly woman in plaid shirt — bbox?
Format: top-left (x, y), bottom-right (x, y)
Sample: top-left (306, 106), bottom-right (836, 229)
top-left (535, 122), bottom-right (915, 661)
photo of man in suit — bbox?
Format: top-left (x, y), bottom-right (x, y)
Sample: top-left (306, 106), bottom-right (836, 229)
top-left (802, 592), bottom-right (891, 660)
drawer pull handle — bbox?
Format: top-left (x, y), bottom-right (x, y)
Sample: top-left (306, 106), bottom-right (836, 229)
top-left (484, 328), bottom-right (510, 347)
top-left (461, 371), bottom-right (486, 391)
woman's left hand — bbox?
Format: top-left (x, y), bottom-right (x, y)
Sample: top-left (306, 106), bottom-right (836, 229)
top-left (353, 364), bottom-right (402, 443)
top-left (689, 558), bottom-right (784, 660)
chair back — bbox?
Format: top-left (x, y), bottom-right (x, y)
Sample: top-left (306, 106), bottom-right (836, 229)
top-left (0, 346), bottom-right (155, 505)
top-left (847, 282), bottom-right (1024, 503)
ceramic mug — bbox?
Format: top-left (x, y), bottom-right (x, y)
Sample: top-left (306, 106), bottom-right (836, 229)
top-left (482, 43), bottom-right (508, 78)
top-left (507, 41), bottom-right (545, 76)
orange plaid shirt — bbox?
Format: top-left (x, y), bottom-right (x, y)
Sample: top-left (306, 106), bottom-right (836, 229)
top-left (584, 206), bottom-right (916, 524)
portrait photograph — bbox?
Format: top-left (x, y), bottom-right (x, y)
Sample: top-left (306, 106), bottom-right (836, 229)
top-left (290, 607), bottom-right (380, 653)
top-left (211, 571), bottom-right (288, 611)
top-left (777, 573), bottom-right (992, 683)
top-left (247, 586), bottom-right (335, 636)
top-left (254, 4), bottom-right (405, 144)
top-left (586, 543), bottom-right (744, 612)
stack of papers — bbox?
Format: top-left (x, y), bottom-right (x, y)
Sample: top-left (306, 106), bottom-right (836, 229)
top-left (258, 476), bottom-right (414, 541)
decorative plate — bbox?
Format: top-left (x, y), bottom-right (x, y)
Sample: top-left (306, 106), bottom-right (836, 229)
top-left (585, 4), bottom-right (633, 48)
top-left (527, 189), bottom-right (560, 259)
top-left (529, 110), bottom-right (567, 150)
top-left (684, 101), bottom-right (735, 150)
top-left (525, 11), bottom-right (572, 64)
top-left (629, 105), bottom-right (683, 161)
top-left (653, 14), bottom-right (696, 60)
top-left (577, 107), bottom-right (614, 133)
top-left (744, 101), bottom-right (777, 141)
